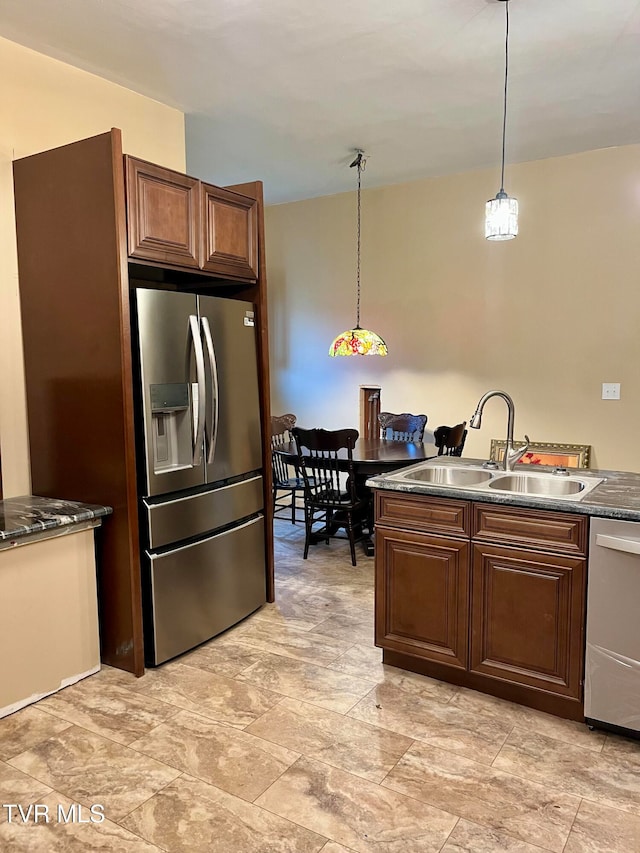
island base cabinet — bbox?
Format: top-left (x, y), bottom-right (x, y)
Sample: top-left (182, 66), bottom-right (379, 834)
top-left (470, 543), bottom-right (586, 699)
top-left (374, 491), bottom-right (588, 721)
top-left (375, 526), bottom-right (469, 669)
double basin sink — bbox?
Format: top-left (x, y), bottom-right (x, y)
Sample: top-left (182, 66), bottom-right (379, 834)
top-left (387, 463), bottom-right (604, 501)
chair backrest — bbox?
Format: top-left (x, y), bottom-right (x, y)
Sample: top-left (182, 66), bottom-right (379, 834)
top-left (271, 414), bottom-right (297, 485)
top-left (271, 413), bottom-right (296, 442)
top-left (292, 427), bottom-right (359, 504)
top-left (378, 412), bottom-right (427, 442)
top-left (434, 421), bottom-right (468, 456)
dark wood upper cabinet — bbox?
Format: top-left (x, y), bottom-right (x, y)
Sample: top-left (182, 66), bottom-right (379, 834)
top-left (201, 183), bottom-right (258, 279)
top-left (125, 157), bottom-right (200, 268)
top-left (125, 157), bottom-right (258, 281)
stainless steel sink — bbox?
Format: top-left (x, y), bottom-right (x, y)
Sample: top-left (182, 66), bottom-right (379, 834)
top-left (381, 461), bottom-right (604, 501)
top-left (488, 474), bottom-right (586, 496)
top-left (403, 467), bottom-right (493, 486)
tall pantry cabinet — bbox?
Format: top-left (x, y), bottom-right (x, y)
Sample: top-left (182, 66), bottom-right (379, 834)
top-left (13, 129), bottom-right (274, 676)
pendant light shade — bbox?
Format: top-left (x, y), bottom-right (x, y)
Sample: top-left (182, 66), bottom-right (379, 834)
top-left (485, 0), bottom-right (518, 241)
top-left (329, 327), bottom-right (388, 357)
top-left (329, 150), bottom-right (387, 357)
top-left (485, 191), bottom-right (518, 241)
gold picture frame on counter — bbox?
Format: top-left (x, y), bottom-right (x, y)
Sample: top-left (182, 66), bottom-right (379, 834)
top-left (489, 440), bottom-right (591, 469)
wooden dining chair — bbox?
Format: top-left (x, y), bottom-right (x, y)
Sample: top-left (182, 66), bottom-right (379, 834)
top-left (434, 421), bottom-right (468, 456)
top-left (378, 412), bottom-right (428, 442)
top-left (291, 427), bottom-right (367, 567)
top-left (270, 413), bottom-right (305, 524)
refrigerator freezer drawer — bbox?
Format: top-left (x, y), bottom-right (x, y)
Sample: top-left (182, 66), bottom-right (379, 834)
top-left (144, 476), bottom-right (263, 549)
top-left (148, 515), bottom-right (266, 664)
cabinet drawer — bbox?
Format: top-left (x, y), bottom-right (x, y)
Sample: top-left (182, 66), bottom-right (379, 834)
top-left (376, 491), bottom-right (470, 536)
top-left (472, 503), bottom-right (588, 556)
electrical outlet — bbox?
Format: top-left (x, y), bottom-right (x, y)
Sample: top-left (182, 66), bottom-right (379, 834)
top-left (602, 383), bottom-right (621, 400)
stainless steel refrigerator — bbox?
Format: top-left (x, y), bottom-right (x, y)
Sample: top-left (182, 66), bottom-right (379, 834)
top-left (133, 288), bottom-right (266, 665)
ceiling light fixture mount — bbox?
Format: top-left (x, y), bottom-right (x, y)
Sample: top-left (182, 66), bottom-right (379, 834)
top-left (329, 150), bottom-right (388, 357)
top-left (485, 0), bottom-right (518, 241)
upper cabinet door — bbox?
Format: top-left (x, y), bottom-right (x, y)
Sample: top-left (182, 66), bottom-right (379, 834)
top-left (201, 183), bottom-right (258, 280)
top-left (126, 157), bottom-right (200, 269)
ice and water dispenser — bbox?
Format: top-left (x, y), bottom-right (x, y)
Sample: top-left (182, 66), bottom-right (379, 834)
top-left (150, 383), bottom-right (192, 473)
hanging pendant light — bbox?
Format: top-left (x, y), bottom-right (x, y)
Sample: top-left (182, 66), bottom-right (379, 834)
top-left (485, 0), bottom-right (518, 241)
top-left (329, 150), bottom-right (388, 357)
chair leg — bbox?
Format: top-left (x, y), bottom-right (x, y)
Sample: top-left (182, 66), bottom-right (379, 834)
top-left (303, 504), bottom-right (311, 560)
top-left (291, 489), bottom-right (296, 525)
top-left (346, 513), bottom-right (357, 567)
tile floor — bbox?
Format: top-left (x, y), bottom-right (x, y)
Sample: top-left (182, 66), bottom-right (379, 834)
top-left (2, 521), bottom-right (640, 851)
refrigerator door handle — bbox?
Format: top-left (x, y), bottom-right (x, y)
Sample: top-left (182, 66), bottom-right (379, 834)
top-left (189, 313), bottom-right (206, 465)
top-left (201, 316), bottom-right (220, 465)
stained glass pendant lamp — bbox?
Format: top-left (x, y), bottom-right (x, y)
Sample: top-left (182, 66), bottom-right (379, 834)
top-left (485, 0), bottom-right (518, 241)
top-left (329, 150), bottom-right (388, 357)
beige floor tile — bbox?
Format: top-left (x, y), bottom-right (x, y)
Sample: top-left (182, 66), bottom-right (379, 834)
top-left (229, 620), bottom-right (353, 666)
top-left (493, 727), bottom-right (640, 816)
top-left (178, 637), bottom-right (263, 677)
top-left (441, 819), bottom-right (545, 852)
top-left (349, 681), bottom-right (512, 764)
top-left (564, 799), bottom-right (640, 852)
top-left (0, 761), bottom-right (52, 824)
top-left (0, 791), bottom-right (162, 851)
top-left (248, 597), bottom-right (336, 632)
top-left (236, 651), bottom-right (376, 714)
top-left (449, 688), bottom-right (606, 752)
top-left (326, 642), bottom-right (383, 677)
top-left (255, 756), bottom-right (457, 853)
top-left (310, 615), bottom-right (374, 645)
top-left (329, 645), bottom-right (458, 701)
top-left (383, 739), bottom-right (579, 851)
top-left (601, 732), bottom-right (640, 765)
top-left (130, 709), bottom-right (298, 801)
top-left (246, 696), bottom-right (413, 782)
top-left (36, 679), bottom-right (178, 745)
top-left (129, 662), bottom-right (282, 728)
top-left (8, 726), bottom-right (180, 821)
top-left (121, 772), bottom-right (327, 853)
top-left (0, 707), bottom-right (72, 761)
top-left (320, 844), bottom-right (358, 853)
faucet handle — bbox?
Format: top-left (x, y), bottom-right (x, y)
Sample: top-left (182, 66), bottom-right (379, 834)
top-left (508, 434), bottom-right (530, 466)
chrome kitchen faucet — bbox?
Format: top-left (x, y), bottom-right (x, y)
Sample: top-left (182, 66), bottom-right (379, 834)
top-left (470, 390), bottom-right (530, 471)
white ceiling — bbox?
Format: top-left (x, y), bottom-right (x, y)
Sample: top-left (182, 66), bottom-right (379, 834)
top-left (2, 0), bottom-right (639, 204)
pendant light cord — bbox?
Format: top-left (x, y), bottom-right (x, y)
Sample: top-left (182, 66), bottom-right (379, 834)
top-left (500, 0), bottom-right (510, 193)
top-left (356, 157), bottom-right (362, 328)
top-left (350, 151), bottom-right (366, 329)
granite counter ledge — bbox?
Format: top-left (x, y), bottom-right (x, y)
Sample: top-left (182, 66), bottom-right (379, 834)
top-left (366, 457), bottom-right (640, 522)
top-left (0, 495), bottom-right (112, 548)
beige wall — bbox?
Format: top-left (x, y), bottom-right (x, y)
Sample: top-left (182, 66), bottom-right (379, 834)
top-left (266, 145), bottom-right (640, 472)
top-left (0, 36), bottom-right (186, 497)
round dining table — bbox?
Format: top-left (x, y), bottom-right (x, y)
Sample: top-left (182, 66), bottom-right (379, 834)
top-left (275, 437), bottom-right (439, 555)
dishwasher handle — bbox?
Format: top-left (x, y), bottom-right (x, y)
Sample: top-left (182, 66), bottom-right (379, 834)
top-left (595, 533), bottom-right (640, 556)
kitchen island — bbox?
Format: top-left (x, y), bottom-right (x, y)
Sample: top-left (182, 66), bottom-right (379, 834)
top-left (367, 458), bottom-right (640, 722)
top-left (0, 496), bottom-right (112, 718)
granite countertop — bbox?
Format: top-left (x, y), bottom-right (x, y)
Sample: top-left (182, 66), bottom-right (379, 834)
top-left (0, 496), bottom-right (112, 542)
top-left (367, 457), bottom-right (640, 522)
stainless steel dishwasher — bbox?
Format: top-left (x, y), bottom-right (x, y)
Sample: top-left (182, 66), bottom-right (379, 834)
top-left (585, 517), bottom-right (640, 737)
